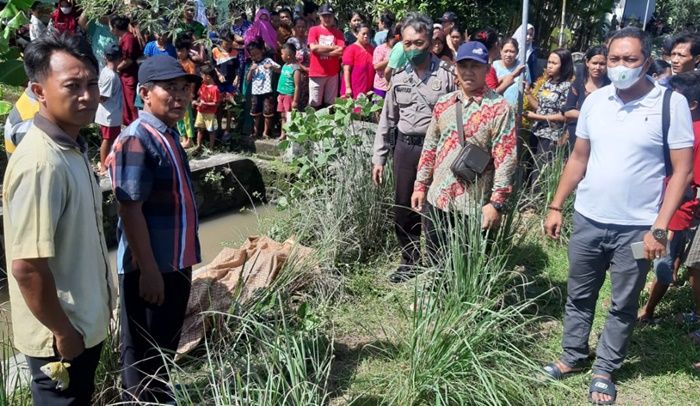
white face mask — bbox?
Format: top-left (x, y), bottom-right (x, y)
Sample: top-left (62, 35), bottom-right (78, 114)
top-left (607, 62), bottom-right (646, 90)
top-left (60, 6), bottom-right (72, 14)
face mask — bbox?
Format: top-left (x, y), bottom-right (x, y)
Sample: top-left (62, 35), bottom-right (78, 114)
top-left (607, 62), bottom-right (646, 90)
top-left (406, 48), bottom-right (430, 66)
top-left (60, 6), bottom-right (72, 14)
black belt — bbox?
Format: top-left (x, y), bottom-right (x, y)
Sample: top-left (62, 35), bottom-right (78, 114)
top-left (398, 132), bottom-right (425, 146)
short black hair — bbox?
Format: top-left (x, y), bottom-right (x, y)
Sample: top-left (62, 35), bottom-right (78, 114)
top-left (200, 64), bottom-right (215, 77)
top-left (608, 27), bottom-right (652, 59)
top-left (109, 15), bottom-right (130, 32)
top-left (380, 11), bottom-right (395, 28)
top-left (500, 37), bottom-right (519, 52)
top-left (303, 1), bottom-right (319, 17)
top-left (30, 1), bottom-right (42, 11)
top-left (279, 8), bottom-right (292, 17)
top-left (669, 71), bottom-right (700, 104)
top-left (24, 32), bottom-right (98, 82)
top-left (282, 42), bottom-right (297, 55)
top-left (649, 58), bottom-right (671, 76)
top-left (550, 48), bottom-right (574, 83)
top-left (245, 38), bottom-right (265, 52)
top-left (175, 37), bottom-right (192, 51)
top-left (672, 32), bottom-right (700, 57)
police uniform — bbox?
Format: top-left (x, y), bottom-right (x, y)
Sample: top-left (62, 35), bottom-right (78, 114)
top-left (372, 55), bottom-right (455, 275)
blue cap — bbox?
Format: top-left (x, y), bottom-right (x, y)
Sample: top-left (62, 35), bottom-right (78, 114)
top-left (138, 54), bottom-right (201, 85)
top-left (104, 42), bottom-right (122, 59)
top-left (455, 41), bottom-right (489, 64)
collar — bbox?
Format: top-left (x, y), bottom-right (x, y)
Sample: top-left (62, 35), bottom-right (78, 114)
top-left (33, 113), bottom-right (86, 152)
top-left (405, 55), bottom-right (440, 80)
top-left (456, 87), bottom-right (487, 106)
top-left (138, 110), bottom-right (177, 135)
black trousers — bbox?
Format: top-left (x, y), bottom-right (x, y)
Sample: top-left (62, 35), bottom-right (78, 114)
top-left (119, 268), bottom-right (192, 403)
top-left (393, 137), bottom-right (424, 266)
top-left (25, 342), bottom-right (103, 406)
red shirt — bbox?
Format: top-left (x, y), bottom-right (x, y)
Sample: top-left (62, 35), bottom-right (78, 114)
top-left (307, 25), bottom-right (345, 78)
top-left (197, 84), bottom-right (221, 114)
top-left (119, 32), bottom-right (142, 80)
top-left (485, 66), bottom-right (498, 90)
top-left (669, 120), bottom-right (700, 231)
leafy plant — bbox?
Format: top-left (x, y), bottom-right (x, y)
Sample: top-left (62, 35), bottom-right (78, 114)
top-left (280, 93), bottom-right (382, 204)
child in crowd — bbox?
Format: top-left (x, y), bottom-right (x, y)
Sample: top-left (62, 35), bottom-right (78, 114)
top-left (95, 43), bottom-right (123, 172)
top-left (276, 43), bottom-right (301, 140)
top-left (246, 39), bottom-right (280, 138)
top-left (639, 71), bottom-right (700, 332)
top-left (143, 32), bottom-right (176, 58)
top-left (194, 64), bottom-right (222, 149)
top-left (212, 32), bottom-right (239, 138)
top-left (176, 36), bottom-right (197, 147)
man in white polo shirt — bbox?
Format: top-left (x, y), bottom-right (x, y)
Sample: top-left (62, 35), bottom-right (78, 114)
top-left (542, 27), bottom-right (694, 405)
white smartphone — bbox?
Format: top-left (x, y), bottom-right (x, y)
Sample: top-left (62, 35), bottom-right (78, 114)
top-left (631, 241), bottom-right (646, 260)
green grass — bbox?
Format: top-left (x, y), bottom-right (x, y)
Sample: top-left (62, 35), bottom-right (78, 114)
top-left (325, 235), bottom-right (700, 405)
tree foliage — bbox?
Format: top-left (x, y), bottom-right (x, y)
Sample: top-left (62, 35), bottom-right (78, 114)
top-left (656, 0), bottom-right (700, 32)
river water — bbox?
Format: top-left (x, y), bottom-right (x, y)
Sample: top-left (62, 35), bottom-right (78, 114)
top-left (0, 205), bottom-right (275, 345)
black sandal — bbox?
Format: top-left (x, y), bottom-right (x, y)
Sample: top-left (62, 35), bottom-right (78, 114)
top-left (542, 362), bottom-right (584, 380)
top-left (587, 376), bottom-right (617, 405)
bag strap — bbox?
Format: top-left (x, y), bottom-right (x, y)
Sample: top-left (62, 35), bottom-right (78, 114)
top-left (662, 88), bottom-right (672, 177)
top-left (455, 100), bottom-right (465, 148)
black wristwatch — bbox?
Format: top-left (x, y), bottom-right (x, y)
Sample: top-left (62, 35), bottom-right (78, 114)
top-left (490, 201), bottom-right (506, 213)
top-left (651, 228), bottom-right (667, 241)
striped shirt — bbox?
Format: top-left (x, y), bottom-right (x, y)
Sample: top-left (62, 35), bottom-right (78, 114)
top-left (414, 89), bottom-right (517, 213)
top-left (3, 87), bottom-right (40, 156)
top-left (107, 111), bottom-right (201, 274)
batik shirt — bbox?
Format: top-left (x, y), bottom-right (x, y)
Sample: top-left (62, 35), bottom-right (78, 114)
top-left (414, 89), bottom-right (517, 213)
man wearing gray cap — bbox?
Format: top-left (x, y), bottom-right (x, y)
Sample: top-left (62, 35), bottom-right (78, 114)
top-left (371, 12), bottom-right (455, 283)
top-left (107, 54), bottom-right (202, 403)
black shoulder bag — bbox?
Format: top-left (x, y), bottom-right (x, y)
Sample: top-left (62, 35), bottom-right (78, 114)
top-left (662, 88), bottom-right (672, 177)
top-left (449, 100), bottom-right (492, 183)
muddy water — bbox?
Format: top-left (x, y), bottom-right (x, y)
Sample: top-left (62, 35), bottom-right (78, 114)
top-left (0, 205), bottom-right (275, 346)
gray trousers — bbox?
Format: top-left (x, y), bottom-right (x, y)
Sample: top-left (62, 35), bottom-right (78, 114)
top-left (560, 211), bottom-right (650, 374)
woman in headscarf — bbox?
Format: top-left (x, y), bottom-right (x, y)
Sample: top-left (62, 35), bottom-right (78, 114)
top-left (512, 23), bottom-right (538, 80)
top-left (48, 0), bottom-right (79, 35)
top-left (244, 8), bottom-right (278, 52)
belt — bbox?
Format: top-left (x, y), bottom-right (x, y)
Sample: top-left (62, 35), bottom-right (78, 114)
top-left (398, 132), bottom-right (425, 146)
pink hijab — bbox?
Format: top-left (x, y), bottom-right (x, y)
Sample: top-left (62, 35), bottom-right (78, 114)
top-left (244, 8), bottom-right (278, 51)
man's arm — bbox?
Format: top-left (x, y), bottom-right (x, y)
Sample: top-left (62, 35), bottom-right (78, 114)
top-left (12, 258), bottom-right (84, 359)
top-left (544, 138), bottom-right (591, 239)
top-left (117, 201), bottom-right (164, 305)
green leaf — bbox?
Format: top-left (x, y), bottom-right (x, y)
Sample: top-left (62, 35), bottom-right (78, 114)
top-left (0, 101), bottom-right (12, 116)
top-left (278, 140), bottom-right (289, 150)
top-left (0, 59), bottom-right (27, 86)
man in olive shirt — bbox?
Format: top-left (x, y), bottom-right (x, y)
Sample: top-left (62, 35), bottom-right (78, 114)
top-left (371, 13), bottom-right (456, 283)
top-left (3, 34), bottom-right (115, 404)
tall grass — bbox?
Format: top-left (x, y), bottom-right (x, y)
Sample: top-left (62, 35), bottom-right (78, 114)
top-left (272, 140), bottom-right (395, 266)
top-left (374, 190), bottom-right (548, 405)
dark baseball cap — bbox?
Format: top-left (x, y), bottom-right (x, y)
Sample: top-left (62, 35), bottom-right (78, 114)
top-left (104, 42), bottom-right (122, 59)
top-left (138, 54), bottom-right (200, 85)
top-left (455, 41), bottom-right (489, 64)
top-left (319, 3), bottom-right (334, 15)
top-left (441, 11), bottom-right (457, 23)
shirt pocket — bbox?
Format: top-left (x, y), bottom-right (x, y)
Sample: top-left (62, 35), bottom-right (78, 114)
top-left (642, 110), bottom-right (663, 140)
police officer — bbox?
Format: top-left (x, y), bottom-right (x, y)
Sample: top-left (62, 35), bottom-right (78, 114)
top-left (371, 12), bottom-right (456, 283)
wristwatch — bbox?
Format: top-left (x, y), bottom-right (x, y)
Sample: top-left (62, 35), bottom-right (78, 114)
top-left (651, 228), bottom-right (667, 241)
top-left (490, 201), bottom-right (506, 213)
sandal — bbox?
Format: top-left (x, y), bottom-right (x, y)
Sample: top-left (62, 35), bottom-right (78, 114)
top-left (542, 362), bottom-right (584, 380)
top-left (636, 314), bottom-right (660, 327)
top-left (688, 330), bottom-right (700, 346)
top-left (675, 311), bottom-right (699, 325)
top-left (588, 376), bottom-right (617, 405)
